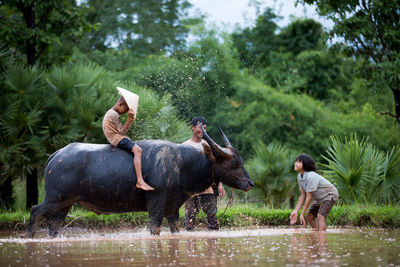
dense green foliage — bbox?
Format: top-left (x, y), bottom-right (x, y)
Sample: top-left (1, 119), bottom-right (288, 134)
top-left (0, 1), bottom-right (399, 210)
top-left (300, 0), bottom-right (400, 124)
top-left (0, 0), bottom-right (92, 66)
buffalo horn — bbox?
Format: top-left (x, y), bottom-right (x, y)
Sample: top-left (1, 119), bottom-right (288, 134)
top-left (217, 126), bottom-right (232, 148)
top-left (201, 124), bottom-right (233, 159)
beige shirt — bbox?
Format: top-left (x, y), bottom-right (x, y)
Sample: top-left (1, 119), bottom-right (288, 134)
top-left (102, 109), bottom-right (129, 146)
top-left (298, 171), bottom-right (339, 204)
top-left (183, 139), bottom-right (214, 195)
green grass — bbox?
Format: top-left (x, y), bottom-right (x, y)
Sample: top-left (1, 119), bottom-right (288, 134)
top-left (327, 205), bottom-right (400, 227)
top-left (1, 204), bottom-right (399, 231)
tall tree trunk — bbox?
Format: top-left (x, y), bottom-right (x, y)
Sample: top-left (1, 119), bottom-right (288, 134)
top-left (0, 177), bottom-right (14, 210)
top-left (21, 2), bottom-right (37, 66)
top-left (392, 88), bottom-right (400, 125)
top-left (26, 168), bottom-right (38, 209)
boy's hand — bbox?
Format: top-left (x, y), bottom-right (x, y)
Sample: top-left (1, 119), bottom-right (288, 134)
top-left (218, 183), bottom-right (225, 198)
top-left (300, 214), bottom-right (307, 227)
top-left (290, 211), bottom-right (297, 224)
top-left (128, 109), bottom-right (135, 120)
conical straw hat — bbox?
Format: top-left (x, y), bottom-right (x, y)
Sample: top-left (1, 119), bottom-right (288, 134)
top-left (117, 87), bottom-right (139, 115)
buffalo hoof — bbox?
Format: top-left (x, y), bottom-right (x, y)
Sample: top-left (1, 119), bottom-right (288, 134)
top-left (49, 230), bottom-right (58, 238)
top-left (19, 232), bottom-right (33, 239)
top-left (150, 227), bottom-right (161, 236)
top-left (170, 226), bottom-right (180, 234)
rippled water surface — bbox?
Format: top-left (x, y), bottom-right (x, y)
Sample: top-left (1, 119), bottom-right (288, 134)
top-left (1, 227), bottom-right (399, 266)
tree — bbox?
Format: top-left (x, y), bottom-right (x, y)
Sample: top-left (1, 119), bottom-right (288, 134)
top-left (0, 47), bottom-right (14, 209)
top-left (232, 7), bottom-right (281, 69)
top-left (283, 49), bottom-right (354, 100)
top-left (81, 0), bottom-right (196, 57)
top-left (0, 0), bottom-right (92, 66)
top-left (211, 70), bottom-right (400, 160)
top-left (278, 18), bottom-right (324, 55)
top-left (299, 0), bottom-right (400, 125)
top-left (231, 28), bottom-right (256, 69)
top-left (0, 64), bottom-right (47, 209)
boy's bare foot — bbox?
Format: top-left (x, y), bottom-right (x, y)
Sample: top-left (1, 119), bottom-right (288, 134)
top-left (136, 181), bottom-right (155, 191)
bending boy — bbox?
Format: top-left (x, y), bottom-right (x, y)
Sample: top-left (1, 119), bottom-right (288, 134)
top-left (290, 154), bottom-right (338, 231)
top-left (102, 95), bottom-right (154, 191)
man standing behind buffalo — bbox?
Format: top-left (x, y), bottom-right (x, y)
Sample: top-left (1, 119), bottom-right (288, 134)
top-left (183, 116), bottom-right (225, 231)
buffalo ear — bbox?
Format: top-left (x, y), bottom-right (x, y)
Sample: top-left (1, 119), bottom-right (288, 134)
top-left (202, 143), bottom-right (216, 162)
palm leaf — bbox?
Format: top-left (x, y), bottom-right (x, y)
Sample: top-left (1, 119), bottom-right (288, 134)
top-left (362, 144), bottom-right (385, 203)
top-left (378, 146), bottom-right (400, 204)
top-left (322, 135), bottom-right (370, 203)
top-left (247, 142), bottom-right (297, 208)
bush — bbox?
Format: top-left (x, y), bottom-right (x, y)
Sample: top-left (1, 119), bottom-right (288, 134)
top-left (246, 142), bottom-right (297, 208)
top-left (323, 135), bottom-right (400, 205)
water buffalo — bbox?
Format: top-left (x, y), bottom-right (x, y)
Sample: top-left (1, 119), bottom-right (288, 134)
top-left (26, 126), bottom-right (254, 237)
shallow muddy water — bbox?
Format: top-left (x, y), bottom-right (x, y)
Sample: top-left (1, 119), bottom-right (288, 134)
top-left (1, 227), bottom-right (399, 266)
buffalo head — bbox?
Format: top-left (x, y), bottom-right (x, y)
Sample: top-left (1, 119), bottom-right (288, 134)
top-left (201, 125), bottom-right (254, 192)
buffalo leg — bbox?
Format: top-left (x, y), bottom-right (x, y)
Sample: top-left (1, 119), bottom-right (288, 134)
top-left (147, 197), bottom-right (165, 235)
top-left (26, 202), bottom-right (63, 238)
top-left (148, 213), bottom-right (163, 235)
top-left (48, 205), bottom-right (72, 237)
top-left (167, 210), bottom-right (180, 233)
top-left (26, 204), bottom-right (41, 238)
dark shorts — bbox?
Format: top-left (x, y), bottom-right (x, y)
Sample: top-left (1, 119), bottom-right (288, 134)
top-left (307, 199), bottom-right (336, 218)
top-left (117, 138), bottom-right (136, 153)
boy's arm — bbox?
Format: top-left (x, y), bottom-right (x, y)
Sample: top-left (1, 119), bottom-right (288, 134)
top-left (294, 188), bottom-right (306, 212)
top-left (290, 187), bottom-right (306, 224)
top-left (123, 109), bottom-right (135, 132)
top-left (300, 192), bottom-right (313, 227)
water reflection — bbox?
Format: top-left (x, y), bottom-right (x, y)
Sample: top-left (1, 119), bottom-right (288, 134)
top-left (185, 238), bottom-right (226, 267)
top-left (1, 228), bottom-right (399, 266)
top-left (288, 231), bottom-right (338, 265)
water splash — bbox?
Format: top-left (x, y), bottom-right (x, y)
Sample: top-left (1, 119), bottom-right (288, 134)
top-left (0, 227), bottom-right (351, 244)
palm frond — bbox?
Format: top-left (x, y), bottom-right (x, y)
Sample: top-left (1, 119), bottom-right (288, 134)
top-left (322, 135), bottom-right (370, 203)
top-left (246, 142), bottom-right (297, 208)
top-left (5, 65), bottom-right (45, 109)
top-left (378, 146), bottom-right (400, 204)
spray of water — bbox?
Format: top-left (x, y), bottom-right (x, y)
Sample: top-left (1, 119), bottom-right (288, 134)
top-left (0, 227), bottom-right (351, 244)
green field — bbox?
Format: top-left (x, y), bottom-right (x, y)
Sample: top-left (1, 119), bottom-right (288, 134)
top-left (1, 204), bottom-right (399, 231)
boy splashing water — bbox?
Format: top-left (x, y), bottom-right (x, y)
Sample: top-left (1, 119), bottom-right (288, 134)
top-left (102, 89), bottom-right (154, 191)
